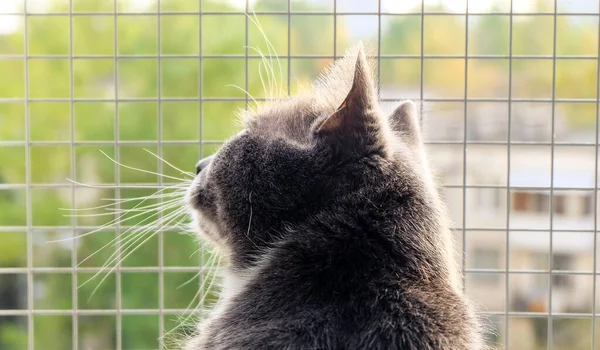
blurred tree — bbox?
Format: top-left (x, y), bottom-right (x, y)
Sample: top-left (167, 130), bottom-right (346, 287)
top-left (380, 0), bottom-right (599, 127)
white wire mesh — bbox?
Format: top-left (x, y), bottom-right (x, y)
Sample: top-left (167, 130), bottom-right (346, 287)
top-left (0, 0), bottom-right (599, 349)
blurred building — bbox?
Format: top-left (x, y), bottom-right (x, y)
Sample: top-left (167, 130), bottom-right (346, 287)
top-left (397, 87), bottom-right (600, 349)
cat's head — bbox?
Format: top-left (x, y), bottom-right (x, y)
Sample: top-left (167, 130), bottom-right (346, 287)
top-left (187, 44), bottom-right (437, 269)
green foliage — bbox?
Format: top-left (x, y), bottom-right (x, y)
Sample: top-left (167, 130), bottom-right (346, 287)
top-left (380, 2), bottom-right (599, 127)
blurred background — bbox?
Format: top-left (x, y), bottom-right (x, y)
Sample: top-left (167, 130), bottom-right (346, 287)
top-left (0, 0), bottom-right (599, 349)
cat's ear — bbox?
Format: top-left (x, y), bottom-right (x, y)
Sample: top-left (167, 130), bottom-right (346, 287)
top-left (389, 100), bottom-right (422, 148)
top-left (314, 46), bottom-right (379, 136)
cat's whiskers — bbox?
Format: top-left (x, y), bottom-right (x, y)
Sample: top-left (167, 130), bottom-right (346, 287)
top-left (247, 11), bottom-right (283, 98)
top-left (66, 178), bottom-right (177, 190)
top-left (187, 244), bottom-right (203, 259)
top-left (52, 190), bottom-right (186, 243)
top-left (237, 45), bottom-right (270, 105)
top-left (105, 197), bottom-right (185, 214)
top-left (84, 207), bottom-right (189, 298)
top-left (161, 283), bottom-right (203, 347)
top-left (162, 250), bottom-right (223, 344)
top-left (229, 10), bottom-right (284, 124)
top-left (198, 254), bottom-right (222, 311)
top-left (257, 60), bottom-right (270, 101)
top-left (62, 197), bottom-right (183, 218)
top-left (61, 180), bottom-right (189, 232)
top-left (226, 83), bottom-right (258, 108)
top-left (76, 204), bottom-right (187, 273)
top-left (142, 148), bottom-right (196, 179)
top-left (177, 271), bottom-right (202, 291)
top-left (63, 189), bottom-right (184, 213)
top-left (98, 187), bottom-right (187, 202)
top-left (109, 207), bottom-right (188, 256)
top-left (245, 191), bottom-right (260, 249)
top-left (77, 208), bottom-right (187, 268)
top-left (246, 46), bottom-right (274, 100)
top-left (99, 150), bottom-right (191, 182)
top-left (162, 251), bottom-right (219, 350)
top-left (54, 153), bottom-right (194, 296)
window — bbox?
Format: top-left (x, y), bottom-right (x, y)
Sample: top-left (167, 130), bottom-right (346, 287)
top-left (554, 194), bottom-right (566, 215)
top-left (512, 191), bottom-right (549, 214)
top-left (512, 192), bottom-right (529, 212)
top-left (531, 253), bottom-right (549, 287)
top-left (552, 254), bottom-right (572, 288)
top-left (582, 193), bottom-right (593, 217)
top-left (511, 191), bottom-right (577, 216)
top-left (532, 253), bottom-right (572, 288)
top-left (536, 193), bottom-right (549, 213)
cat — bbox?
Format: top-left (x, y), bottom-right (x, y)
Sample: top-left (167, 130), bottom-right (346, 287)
top-left (185, 44), bottom-right (484, 350)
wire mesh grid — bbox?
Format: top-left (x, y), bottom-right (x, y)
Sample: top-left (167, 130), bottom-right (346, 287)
top-left (0, 0), bottom-right (599, 349)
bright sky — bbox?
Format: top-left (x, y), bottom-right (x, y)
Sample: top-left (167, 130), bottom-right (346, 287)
top-left (0, 2), bottom-right (20, 34)
top-left (0, 0), bottom-right (582, 35)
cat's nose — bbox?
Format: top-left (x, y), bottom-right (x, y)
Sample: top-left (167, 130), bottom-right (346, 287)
top-left (195, 155), bottom-right (214, 175)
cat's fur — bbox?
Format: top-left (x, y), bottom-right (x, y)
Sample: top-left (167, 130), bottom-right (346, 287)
top-left (186, 44), bottom-right (484, 350)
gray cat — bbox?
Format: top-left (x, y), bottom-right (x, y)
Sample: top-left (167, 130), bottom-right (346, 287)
top-left (185, 44), bottom-right (484, 350)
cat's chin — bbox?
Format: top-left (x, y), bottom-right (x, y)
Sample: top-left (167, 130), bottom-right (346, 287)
top-left (190, 210), bottom-right (220, 241)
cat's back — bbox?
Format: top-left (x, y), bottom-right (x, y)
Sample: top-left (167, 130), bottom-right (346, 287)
top-left (192, 234), bottom-right (481, 350)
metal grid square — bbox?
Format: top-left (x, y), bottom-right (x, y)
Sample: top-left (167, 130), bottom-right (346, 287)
top-left (0, 0), bottom-right (599, 349)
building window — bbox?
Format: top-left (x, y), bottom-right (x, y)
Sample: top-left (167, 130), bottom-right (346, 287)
top-left (536, 193), bottom-right (549, 212)
top-left (552, 254), bottom-right (572, 288)
top-left (511, 191), bottom-right (580, 216)
top-left (531, 253), bottom-right (549, 287)
top-left (554, 194), bottom-right (566, 215)
top-left (512, 192), bottom-right (530, 212)
top-left (582, 193), bottom-right (593, 217)
top-left (511, 191), bottom-right (549, 214)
